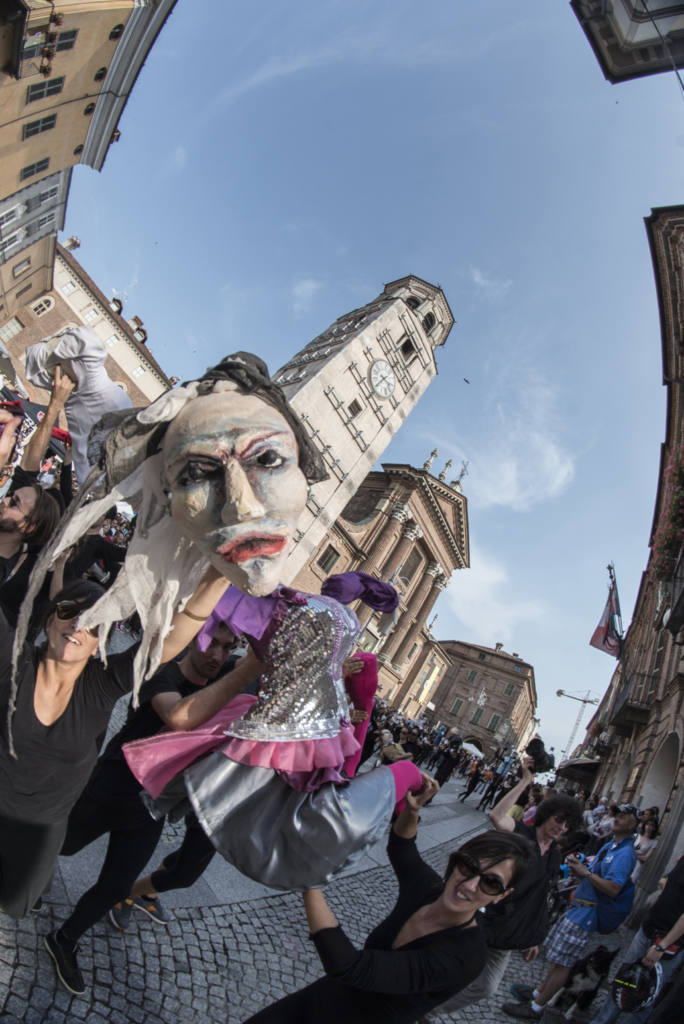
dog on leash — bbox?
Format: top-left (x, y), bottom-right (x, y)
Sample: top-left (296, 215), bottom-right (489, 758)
top-left (553, 945), bottom-right (618, 1018)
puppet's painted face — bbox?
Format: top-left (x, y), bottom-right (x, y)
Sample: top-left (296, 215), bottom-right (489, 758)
top-left (162, 391), bottom-right (307, 595)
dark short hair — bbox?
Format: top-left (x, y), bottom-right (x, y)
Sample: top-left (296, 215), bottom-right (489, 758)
top-left (534, 794), bottom-right (582, 832)
top-left (43, 579), bottom-right (106, 627)
top-left (445, 830), bottom-right (532, 889)
top-left (23, 484), bottom-right (60, 546)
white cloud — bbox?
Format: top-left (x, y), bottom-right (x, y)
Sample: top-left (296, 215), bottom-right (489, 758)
top-left (470, 265), bottom-right (512, 301)
top-left (444, 543), bottom-right (544, 649)
top-left (172, 145), bottom-right (187, 170)
top-left (424, 366), bottom-right (575, 512)
top-left (290, 276), bottom-right (324, 316)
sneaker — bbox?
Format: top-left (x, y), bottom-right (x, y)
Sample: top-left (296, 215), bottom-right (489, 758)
top-left (44, 931), bottom-right (85, 996)
top-left (502, 1001), bottom-right (542, 1020)
top-left (132, 894), bottom-right (169, 925)
top-left (108, 898), bottom-right (134, 931)
top-left (510, 985), bottom-right (535, 1003)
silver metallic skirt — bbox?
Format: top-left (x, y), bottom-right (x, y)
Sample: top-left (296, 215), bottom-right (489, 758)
top-left (184, 753), bottom-right (397, 891)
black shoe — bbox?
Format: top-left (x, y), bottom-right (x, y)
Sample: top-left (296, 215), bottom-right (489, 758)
top-left (502, 1001), bottom-right (542, 1020)
top-left (45, 931), bottom-right (85, 995)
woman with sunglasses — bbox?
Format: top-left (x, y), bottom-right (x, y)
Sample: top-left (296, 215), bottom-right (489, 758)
top-left (244, 776), bottom-right (531, 1024)
top-left (0, 567), bottom-right (232, 920)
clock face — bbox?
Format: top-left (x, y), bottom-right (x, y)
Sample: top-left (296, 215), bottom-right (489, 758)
top-left (369, 359), bottom-right (396, 399)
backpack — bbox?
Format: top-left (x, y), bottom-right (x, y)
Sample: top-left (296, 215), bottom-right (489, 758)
top-left (593, 843), bottom-right (635, 934)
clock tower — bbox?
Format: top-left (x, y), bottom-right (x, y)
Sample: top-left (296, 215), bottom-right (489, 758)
top-left (274, 275), bottom-right (454, 579)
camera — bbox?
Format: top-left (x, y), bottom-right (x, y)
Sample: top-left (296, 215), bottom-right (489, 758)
top-left (525, 737), bottom-right (555, 774)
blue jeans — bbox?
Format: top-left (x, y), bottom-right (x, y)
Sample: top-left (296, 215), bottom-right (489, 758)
top-left (589, 926), bottom-right (684, 1024)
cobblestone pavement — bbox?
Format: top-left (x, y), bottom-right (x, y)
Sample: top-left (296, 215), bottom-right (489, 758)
top-left (0, 769), bottom-right (629, 1024)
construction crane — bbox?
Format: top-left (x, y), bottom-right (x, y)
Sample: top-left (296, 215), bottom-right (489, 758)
top-left (556, 689), bottom-right (600, 762)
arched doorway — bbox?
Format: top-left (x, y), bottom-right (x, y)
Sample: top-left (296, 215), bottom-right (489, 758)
top-left (607, 759), bottom-right (630, 802)
top-left (638, 732), bottom-right (680, 815)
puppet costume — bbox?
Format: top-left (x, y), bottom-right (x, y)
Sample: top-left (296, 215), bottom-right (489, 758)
top-left (124, 574), bottom-right (421, 891)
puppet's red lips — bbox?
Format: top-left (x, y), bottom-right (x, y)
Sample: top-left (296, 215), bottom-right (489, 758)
top-left (219, 534), bottom-right (287, 563)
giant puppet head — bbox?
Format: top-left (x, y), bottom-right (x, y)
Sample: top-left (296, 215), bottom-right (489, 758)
top-left (14, 353), bottom-right (327, 698)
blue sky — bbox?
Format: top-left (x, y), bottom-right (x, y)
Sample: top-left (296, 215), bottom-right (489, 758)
top-left (63, 1), bottom-right (683, 756)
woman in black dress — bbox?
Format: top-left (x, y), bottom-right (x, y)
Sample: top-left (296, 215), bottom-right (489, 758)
top-left (245, 777), bottom-right (532, 1024)
top-left (0, 565), bottom-right (230, 921)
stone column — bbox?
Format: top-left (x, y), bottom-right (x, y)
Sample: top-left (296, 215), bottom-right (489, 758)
top-left (356, 506), bottom-right (412, 631)
top-left (392, 570), bottom-right (448, 667)
top-left (381, 561), bottom-right (440, 661)
top-left (359, 502), bottom-right (409, 574)
top-left (380, 523), bottom-right (422, 581)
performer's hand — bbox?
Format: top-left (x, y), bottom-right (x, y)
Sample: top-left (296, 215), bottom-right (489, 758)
top-left (342, 656), bottom-right (364, 677)
top-left (349, 708), bottom-right (368, 724)
top-left (51, 365), bottom-right (76, 406)
top-left (520, 755), bottom-right (535, 783)
top-left (406, 773), bottom-right (439, 811)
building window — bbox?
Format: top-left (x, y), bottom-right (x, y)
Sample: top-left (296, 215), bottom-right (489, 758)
top-left (84, 103), bottom-right (95, 115)
top-left (450, 698), bottom-right (463, 716)
top-left (348, 398), bottom-right (362, 418)
top-left (471, 707), bottom-right (483, 725)
top-left (422, 312), bottom-right (436, 333)
top-left (73, 145), bottom-right (83, 156)
top-left (0, 318), bottom-right (24, 344)
top-left (94, 67), bottom-right (107, 82)
top-left (504, 682), bottom-right (515, 696)
top-left (317, 544), bottom-right (340, 574)
top-left (15, 283), bottom-right (32, 299)
top-left (22, 114), bottom-right (57, 140)
top-left (400, 338), bottom-right (417, 362)
top-left (38, 185), bottom-right (59, 205)
top-left (55, 29), bottom-right (78, 52)
top-left (132, 364), bottom-right (145, 379)
top-left (27, 77), bottom-right (64, 103)
top-left (20, 158), bottom-right (50, 181)
top-left (36, 212), bottom-right (55, 230)
top-left (466, 669), bottom-right (477, 683)
top-left (105, 334), bottom-right (119, 347)
top-left (0, 232), bottom-right (22, 256)
top-left (487, 714), bottom-right (501, 732)
top-left (399, 547), bottom-right (422, 585)
top-left (406, 296), bottom-right (421, 310)
top-left (61, 280), bottom-right (77, 296)
top-left (109, 24), bottom-right (125, 40)
top-left (12, 258), bottom-right (30, 278)
top-left (0, 207), bottom-right (21, 230)
top-left (83, 308), bottom-right (99, 324)
top-left (478, 652), bottom-right (486, 661)
top-left (31, 296), bottom-right (54, 316)
top-left (513, 665), bottom-right (522, 673)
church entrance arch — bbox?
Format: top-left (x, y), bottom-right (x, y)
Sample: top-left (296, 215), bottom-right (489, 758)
top-left (463, 736), bottom-right (484, 752)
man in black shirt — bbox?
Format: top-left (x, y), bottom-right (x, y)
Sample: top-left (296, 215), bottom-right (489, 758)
top-left (588, 854), bottom-right (684, 1024)
top-left (45, 624), bottom-right (259, 994)
top-left (430, 755), bottom-right (581, 1016)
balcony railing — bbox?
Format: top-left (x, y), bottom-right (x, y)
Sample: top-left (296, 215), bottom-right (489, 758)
top-left (609, 673), bottom-right (651, 735)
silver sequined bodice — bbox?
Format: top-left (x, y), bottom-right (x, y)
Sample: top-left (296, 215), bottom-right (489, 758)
top-left (226, 595), bottom-right (360, 742)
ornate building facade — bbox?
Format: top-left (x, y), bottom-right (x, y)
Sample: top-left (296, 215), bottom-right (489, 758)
top-left (276, 275), bottom-right (455, 581)
top-left (571, 0), bottom-right (684, 83)
top-left (575, 206), bottom-right (684, 892)
top-left (0, 1), bottom-right (177, 319)
top-left (0, 240), bottom-right (170, 405)
top-left (292, 451), bottom-right (469, 700)
top-left (425, 641), bottom-right (537, 759)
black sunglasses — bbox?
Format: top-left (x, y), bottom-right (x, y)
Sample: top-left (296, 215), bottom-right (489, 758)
top-left (54, 601), bottom-right (99, 635)
top-left (450, 852), bottom-right (507, 896)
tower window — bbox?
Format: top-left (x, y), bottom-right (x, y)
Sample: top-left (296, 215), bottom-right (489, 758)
top-left (109, 25), bottom-right (125, 40)
top-left (317, 544), bottom-right (340, 574)
top-left (400, 338), bottom-right (417, 362)
top-left (406, 296), bottom-right (421, 310)
top-left (348, 399), bottom-right (362, 418)
top-left (84, 103), bottom-right (95, 115)
top-left (422, 312), bottom-right (436, 333)
top-left (94, 67), bottom-right (107, 82)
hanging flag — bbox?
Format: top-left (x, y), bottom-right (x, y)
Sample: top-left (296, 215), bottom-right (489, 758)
top-left (589, 578), bottom-right (622, 657)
